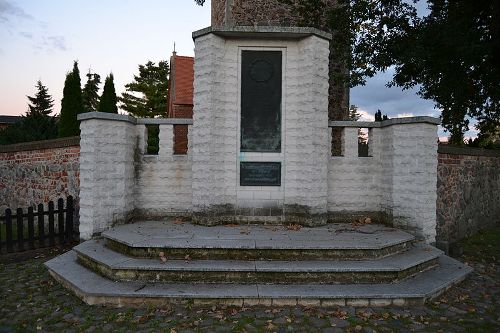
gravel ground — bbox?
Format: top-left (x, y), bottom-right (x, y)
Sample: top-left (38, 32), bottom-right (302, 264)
top-left (0, 229), bottom-right (498, 333)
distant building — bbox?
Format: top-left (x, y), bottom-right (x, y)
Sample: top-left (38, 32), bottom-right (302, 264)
top-left (168, 51), bottom-right (194, 154)
top-left (0, 115), bottom-right (22, 130)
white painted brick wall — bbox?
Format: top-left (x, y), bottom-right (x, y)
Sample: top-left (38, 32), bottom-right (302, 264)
top-left (387, 123), bottom-right (438, 242)
top-left (284, 36), bottom-right (329, 214)
top-left (78, 30), bottom-right (438, 243)
top-left (79, 118), bottom-right (137, 239)
top-left (134, 124), bottom-right (193, 217)
top-left (192, 33), bottom-right (237, 212)
top-left (328, 122), bottom-right (438, 243)
top-left (328, 127), bottom-right (382, 212)
top-left (192, 33), bottom-right (331, 217)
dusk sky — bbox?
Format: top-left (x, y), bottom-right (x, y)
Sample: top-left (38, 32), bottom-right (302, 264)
top-left (0, 0), bottom-right (472, 138)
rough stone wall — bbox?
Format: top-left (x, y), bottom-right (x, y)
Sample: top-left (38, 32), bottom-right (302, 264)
top-left (79, 117), bottom-right (137, 239)
top-left (437, 147), bottom-right (500, 244)
top-left (0, 137), bottom-right (80, 212)
top-left (135, 124), bottom-right (192, 217)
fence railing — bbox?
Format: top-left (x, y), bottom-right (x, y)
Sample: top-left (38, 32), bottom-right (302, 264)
top-left (0, 196), bottom-right (77, 254)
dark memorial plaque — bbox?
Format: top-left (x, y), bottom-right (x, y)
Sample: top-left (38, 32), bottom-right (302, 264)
top-left (240, 162), bottom-right (281, 186)
top-left (241, 51), bottom-right (282, 152)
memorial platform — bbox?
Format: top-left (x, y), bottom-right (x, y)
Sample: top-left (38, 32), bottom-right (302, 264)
top-left (46, 220), bottom-right (472, 307)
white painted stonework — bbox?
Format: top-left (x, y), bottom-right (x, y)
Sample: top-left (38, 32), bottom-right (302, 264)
top-left (78, 27), bottom-right (439, 243)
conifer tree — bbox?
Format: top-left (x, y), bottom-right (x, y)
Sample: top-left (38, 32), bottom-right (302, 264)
top-left (120, 61), bottom-right (169, 118)
top-left (98, 74), bottom-right (118, 113)
top-left (27, 80), bottom-right (54, 116)
top-left (82, 71), bottom-right (101, 113)
top-left (0, 80), bottom-right (58, 144)
top-left (59, 61), bottom-right (83, 137)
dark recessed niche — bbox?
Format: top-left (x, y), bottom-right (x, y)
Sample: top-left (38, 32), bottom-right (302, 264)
top-left (241, 50), bottom-right (282, 152)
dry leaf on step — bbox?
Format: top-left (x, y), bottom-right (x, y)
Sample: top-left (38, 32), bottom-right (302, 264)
top-left (173, 217), bottom-right (184, 225)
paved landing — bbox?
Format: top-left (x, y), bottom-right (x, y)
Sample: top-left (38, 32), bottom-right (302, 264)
top-left (102, 221), bottom-right (414, 250)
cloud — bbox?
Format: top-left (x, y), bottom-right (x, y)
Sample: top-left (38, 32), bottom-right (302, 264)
top-left (19, 31), bottom-right (32, 39)
top-left (357, 108), bottom-right (375, 122)
top-left (46, 35), bottom-right (67, 51)
top-left (33, 35), bottom-right (68, 53)
top-left (351, 68), bottom-right (439, 119)
top-left (397, 112), bottom-right (414, 118)
top-left (0, 0), bottom-right (32, 23)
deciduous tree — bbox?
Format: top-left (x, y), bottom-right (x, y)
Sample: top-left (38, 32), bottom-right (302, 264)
top-left (391, 0), bottom-right (499, 145)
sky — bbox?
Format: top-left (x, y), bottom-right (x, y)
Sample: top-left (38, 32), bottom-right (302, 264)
top-left (0, 0), bottom-right (474, 139)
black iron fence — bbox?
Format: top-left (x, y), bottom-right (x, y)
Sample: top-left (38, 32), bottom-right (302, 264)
top-left (0, 196), bottom-right (77, 254)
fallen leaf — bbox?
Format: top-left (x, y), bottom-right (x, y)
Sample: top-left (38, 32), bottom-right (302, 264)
top-left (173, 217), bottom-right (184, 225)
top-left (286, 224), bottom-right (302, 231)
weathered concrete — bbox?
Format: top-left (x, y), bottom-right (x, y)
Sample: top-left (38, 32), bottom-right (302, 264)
top-left (45, 250), bottom-right (472, 307)
top-left (74, 238), bottom-right (441, 284)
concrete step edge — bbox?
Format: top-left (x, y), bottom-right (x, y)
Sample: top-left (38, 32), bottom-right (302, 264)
top-left (45, 251), bottom-right (473, 307)
top-left (74, 239), bottom-right (441, 273)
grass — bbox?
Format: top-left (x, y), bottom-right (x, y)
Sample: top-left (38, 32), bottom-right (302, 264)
top-left (459, 227), bottom-right (500, 262)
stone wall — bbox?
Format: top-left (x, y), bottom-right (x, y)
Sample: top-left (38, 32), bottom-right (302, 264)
top-left (0, 137), bottom-right (80, 212)
top-left (328, 118), bottom-right (440, 243)
top-left (437, 146), bottom-right (500, 245)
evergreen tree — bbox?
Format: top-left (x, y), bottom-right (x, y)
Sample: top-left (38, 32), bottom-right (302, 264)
top-left (98, 74), bottom-right (118, 113)
top-left (120, 60), bottom-right (169, 118)
top-left (0, 80), bottom-right (58, 144)
top-left (82, 71), bottom-right (101, 113)
top-left (349, 105), bottom-right (361, 121)
top-left (27, 80), bottom-right (54, 116)
top-left (59, 61), bottom-right (83, 137)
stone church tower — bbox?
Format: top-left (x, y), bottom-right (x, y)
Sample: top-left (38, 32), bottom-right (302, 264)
top-left (210, 0), bottom-right (349, 122)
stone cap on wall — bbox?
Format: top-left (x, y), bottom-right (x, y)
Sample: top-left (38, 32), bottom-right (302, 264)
top-left (329, 116), bottom-right (440, 128)
top-left (0, 136), bottom-right (80, 153)
top-left (193, 26), bottom-right (332, 41)
top-left (438, 145), bottom-right (500, 157)
top-left (78, 112), bottom-right (193, 125)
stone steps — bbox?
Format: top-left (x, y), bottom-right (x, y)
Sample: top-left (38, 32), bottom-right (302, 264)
top-left (45, 221), bottom-right (473, 307)
top-left (74, 239), bottom-right (441, 284)
top-left (46, 251), bottom-right (472, 308)
top-left (102, 221), bottom-right (415, 260)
